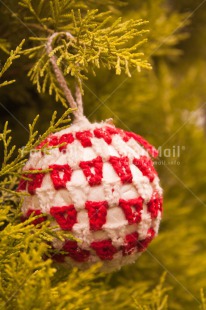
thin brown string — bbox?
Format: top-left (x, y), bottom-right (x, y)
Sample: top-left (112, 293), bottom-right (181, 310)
top-left (46, 32), bottom-right (84, 120)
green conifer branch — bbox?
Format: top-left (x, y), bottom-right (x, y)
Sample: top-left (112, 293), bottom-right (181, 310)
top-left (19, 0), bottom-right (124, 23)
top-left (1, 2), bottom-right (204, 308)
top-left (0, 40), bottom-right (25, 88)
top-left (0, 39), bottom-right (11, 54)
top-left (134, 273), bottom-right (170, 310)
top-left (200, 289), bottom-right (206, 310)
top-left (0, 109), bottom-right (72, 193)
top-left (20, 1), bottom-right (151, 106)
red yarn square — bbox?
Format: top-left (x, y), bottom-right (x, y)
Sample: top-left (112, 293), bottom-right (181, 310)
top-left (79, 156), bottom-right (103, 186)
top-left (76, 130), bottom-right (93, 147)
top-left (50, 205), bottom-right (77, 230)
top-left (85, 201), bottom-right (108, 231)
top-left (119, 197), bottom-right (143, 224)
top-left (49, 164), bottom-right (72, 190)
top-left (94, 127), bottom-right (112, 144)
top-left (109, 156), bottom-right (133, 183)
top-left (122, 231), bottom-right (139, 256)
top-left (147, 192), bottom-right (163, 219)
top-left (59, 133), bottom-right (74, 152)
top-left (91, 239), bottom-right (117, 260)
top-left (63, 240), bottom-right (90, 262)
top-left (27, 169), bottom-right (45, 195)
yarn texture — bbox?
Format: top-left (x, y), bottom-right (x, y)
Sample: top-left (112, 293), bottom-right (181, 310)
top-left (18, 118), bottom-right (163, 272)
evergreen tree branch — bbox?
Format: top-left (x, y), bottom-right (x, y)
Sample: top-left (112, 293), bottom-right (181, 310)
top-left (200, 289), bottom-right (206, 310)
top-left (0, 109), bottom-right (72, 192)
top-left (0, 38), bottom-right (11, 54)
top-left (0, 40), bottom-right (25, 88)
top-left (20, 3), bottom-right (151, 107)
top-left (134, 273), bottom-right (170, 310)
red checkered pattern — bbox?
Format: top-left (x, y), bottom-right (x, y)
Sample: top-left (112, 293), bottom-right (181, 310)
top-left (19, 120), bottom-right (163, 272)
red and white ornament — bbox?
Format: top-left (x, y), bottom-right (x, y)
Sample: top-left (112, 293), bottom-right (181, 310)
top-left (18, 117), bottom-right (163, 272)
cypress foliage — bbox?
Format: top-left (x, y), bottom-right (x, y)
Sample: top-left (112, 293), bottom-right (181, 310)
top-left (0, 1), bottom-right (206, 309)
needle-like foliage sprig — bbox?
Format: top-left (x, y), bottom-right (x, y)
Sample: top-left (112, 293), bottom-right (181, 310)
top-left (20, 1), bottom-right (151, 107)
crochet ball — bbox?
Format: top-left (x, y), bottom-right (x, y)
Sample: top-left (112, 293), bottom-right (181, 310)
top-left (18, 118), bottom-right (163, 272)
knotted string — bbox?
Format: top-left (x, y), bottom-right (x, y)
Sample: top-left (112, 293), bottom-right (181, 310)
top-left (46, 32), bottom-right (84, 121)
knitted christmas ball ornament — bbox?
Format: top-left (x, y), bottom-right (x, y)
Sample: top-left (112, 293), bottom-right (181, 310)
top-left (18, 116), bottom-right (163, 272)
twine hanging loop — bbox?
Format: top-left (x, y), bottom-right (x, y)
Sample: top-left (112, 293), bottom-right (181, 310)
top-left (46, 32), bottom-right (84, 121)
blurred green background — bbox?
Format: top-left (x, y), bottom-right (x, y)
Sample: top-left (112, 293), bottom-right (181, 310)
top-left (0, 0), bottom-right (206, 309)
